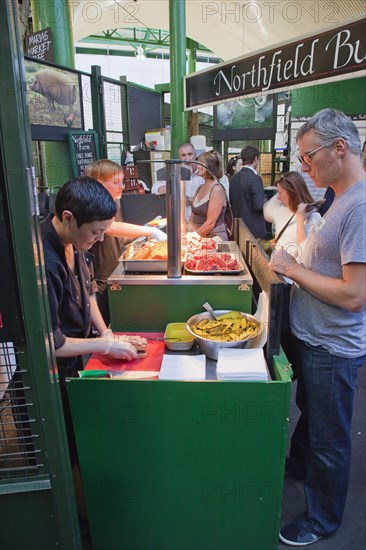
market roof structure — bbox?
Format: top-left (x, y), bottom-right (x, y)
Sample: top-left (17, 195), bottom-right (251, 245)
top-left (72, 0), bottom-right (366, 61)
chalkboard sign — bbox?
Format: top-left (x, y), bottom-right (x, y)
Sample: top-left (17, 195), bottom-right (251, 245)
top-left (25, 27), bottom-right (54, 63)
top-left (68, 131), bottom-right (100, 177)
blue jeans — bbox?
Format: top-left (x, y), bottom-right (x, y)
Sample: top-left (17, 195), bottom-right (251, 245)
top-left (288, 334), bottom-right (365, 536)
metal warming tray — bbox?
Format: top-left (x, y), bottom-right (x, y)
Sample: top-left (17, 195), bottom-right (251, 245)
top-left (121, 259), bottom-right (176, 273)
top-left (120, 240), bottom-right (185, 273)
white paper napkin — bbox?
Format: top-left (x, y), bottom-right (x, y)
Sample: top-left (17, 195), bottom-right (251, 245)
top-left (159, 354), bottom-right (206, 380)
top-left (216, 348), bottom-right (270, 381)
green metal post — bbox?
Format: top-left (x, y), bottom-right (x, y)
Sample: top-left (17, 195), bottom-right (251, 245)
top-left (30, 0), bottom-right (75, 185)
top-left (187, 38), bottom-right (199, 137)
top-left (91, 65), bottom-right (108, 158)
top-left (187, 38), bottom-right (197, 75)
top-left (30, 0), bottom-right (75, 67)
top-left (1, 0), bottom-right (81, 547)
top-left (169, 0), bottom-right (187, 157)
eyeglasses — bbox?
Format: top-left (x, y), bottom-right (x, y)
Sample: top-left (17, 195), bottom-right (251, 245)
top-left (298, 144), bottom-right (328, 165)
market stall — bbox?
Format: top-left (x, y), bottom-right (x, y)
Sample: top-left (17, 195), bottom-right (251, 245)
top-left (67, 207), bottom-right (292, 550)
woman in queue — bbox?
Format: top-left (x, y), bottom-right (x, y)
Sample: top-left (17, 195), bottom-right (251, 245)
top-left (187, 150), bottom-right (229, 240)
top-left (263, 171), bottom-right (321, 258)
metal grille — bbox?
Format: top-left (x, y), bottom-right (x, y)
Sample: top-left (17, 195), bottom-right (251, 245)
top-left (104, 79), bottom-right (129, 161)
top-left (81, 73), bottom-right (93, 131)
top-left (0, 343), bottom-right (42, 478)
top-left (104, 79), bottom-right (123, 133)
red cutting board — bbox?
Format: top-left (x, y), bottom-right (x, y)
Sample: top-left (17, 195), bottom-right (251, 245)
top-left (85, 332), bottom-right (165, 372)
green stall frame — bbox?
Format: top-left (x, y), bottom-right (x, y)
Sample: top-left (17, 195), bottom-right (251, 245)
top-left (68, 222), bottom-right (291, 549)
top-left (68, 352), bottom-right (291, 550)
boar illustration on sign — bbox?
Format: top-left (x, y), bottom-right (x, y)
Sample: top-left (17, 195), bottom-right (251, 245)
top-left (29, 69), bottom-right (76, 126)
top-left (25, 59), bottom-right (82, 134)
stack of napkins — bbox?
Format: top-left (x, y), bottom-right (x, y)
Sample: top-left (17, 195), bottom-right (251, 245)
top-left (159, 354), bottom-right (206, 380)
top-left (216, 348), bottom-right (270, 381)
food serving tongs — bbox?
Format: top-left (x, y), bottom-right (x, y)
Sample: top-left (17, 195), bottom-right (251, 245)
top-left (202, 302), bottom-right (218, 320)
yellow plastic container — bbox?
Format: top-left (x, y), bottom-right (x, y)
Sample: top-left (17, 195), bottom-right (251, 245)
top-left (164, 323), bottom-right (195, 351)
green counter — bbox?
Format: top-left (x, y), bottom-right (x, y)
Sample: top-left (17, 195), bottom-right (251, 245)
top-left (69, 222), bottom-right (291, 549)
top-left (68, 351), bottom-right (292, 550)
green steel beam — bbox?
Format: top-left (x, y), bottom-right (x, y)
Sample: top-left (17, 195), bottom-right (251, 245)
top-left (79, 28), bottom-right (213, 53)
top-left (1, 1), bottom-right (81, 547)
top-left (30, 0), bottom-right (75, 68)
top-left (91, 65), bottom-right (108, 158)
top-left (187, 38), bottom-right (198, 75)
top-left (169, 0), bottom-right (187, 156)
top-left (155, 83), bottom-right (171, 93)
top-left (75, 46), bottom-right (220, 64)
top-left (30, 0), bottom-right (75, 185)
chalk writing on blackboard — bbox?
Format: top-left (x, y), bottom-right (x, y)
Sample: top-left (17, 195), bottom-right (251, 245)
top-left (68, 131), bottom-right (100, 177)
top-left (25, 28), bottom-right (54, 63)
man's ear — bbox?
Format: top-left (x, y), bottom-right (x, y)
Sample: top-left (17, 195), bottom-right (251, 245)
top-left (335, 138), bottom-right (347, 156)
top-left (62, 210), bottom-right (74, 226)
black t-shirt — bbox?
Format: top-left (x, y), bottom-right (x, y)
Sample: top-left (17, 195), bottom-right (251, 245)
top-left (41, 215), bottom-right (98, 379)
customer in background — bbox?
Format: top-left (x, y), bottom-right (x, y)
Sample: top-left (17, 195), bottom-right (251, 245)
top-left (229, 145), bottom-right (267, 238)
top-left (301, 172), bottom-right (326, 201)
top-left (269, 108), bottom-right (366, 547)
top-left (301, 167), bottom-right (335, 216)
top-left (151, 141), bottom-right (204, 220)
top-left (85, 160), bottom-right (166, 325)
top-left (41, 177), bottom-right (139, 462)
top-left (187, 150), bottom-right (229, 240)
top-left (263, 171), bottom-right (321, 258)
top-left (225, 155), bottom-right (243, 180)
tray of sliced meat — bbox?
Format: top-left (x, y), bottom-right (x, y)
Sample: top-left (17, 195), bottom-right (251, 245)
top-left (185, 252), bottom-right (244, 274)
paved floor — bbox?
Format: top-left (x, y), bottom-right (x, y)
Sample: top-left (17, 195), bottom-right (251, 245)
top-left (279, 363), bottom-right (366, 550)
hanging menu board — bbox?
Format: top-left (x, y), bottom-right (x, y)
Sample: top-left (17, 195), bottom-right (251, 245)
top-left (68, 131), bottom-right (100, 177)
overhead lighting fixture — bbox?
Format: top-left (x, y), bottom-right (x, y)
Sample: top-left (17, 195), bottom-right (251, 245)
top-left (135, 46), bottom-right (146, 63)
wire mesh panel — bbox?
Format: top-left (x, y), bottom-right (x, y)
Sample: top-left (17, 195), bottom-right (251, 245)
top-left (81, 73), bottom-right (93, 132)
top-left (0, 343), bottom-right (43, 478)
top-left (104, 78), bottom-right (128, 162)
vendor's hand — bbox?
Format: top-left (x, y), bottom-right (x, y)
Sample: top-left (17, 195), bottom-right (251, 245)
top-left (150, 228), bottom-right (167, 241)
top-left (268, 247), bottom-right (297, 276)
top-left (102, 337), bottom-right (139, 360)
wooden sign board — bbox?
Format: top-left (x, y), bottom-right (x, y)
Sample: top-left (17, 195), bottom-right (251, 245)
top-left (68, 131), bottom-right (100, 177)
top-left (185, 16), bottom-right (366, 109)
top-left (25, 27), bottom-right (54, 63)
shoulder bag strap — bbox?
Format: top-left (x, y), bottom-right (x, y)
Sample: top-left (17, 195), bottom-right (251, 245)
top-left (274, 212), bottom-right (296, 242)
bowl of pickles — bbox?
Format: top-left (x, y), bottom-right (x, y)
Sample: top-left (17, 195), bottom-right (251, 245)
top-left (186, 310), bottom-right (263, 360)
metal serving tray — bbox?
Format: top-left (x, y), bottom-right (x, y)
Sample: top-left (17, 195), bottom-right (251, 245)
top-left (121, 259), bottom-right (177, 273)
top-left (184, 241), bottom-right (246, 275)
top-left (120, 241), bottom-right (185, 273)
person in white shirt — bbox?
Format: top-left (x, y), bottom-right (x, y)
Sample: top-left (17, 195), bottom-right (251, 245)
top-left (151, 142), bottom-right (204, 220)
top-left (263, 171), bottom-right (321, 258)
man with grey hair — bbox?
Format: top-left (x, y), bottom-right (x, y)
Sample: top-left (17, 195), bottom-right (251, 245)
top-left (151, 141), bottom-right (204, 220)
top-left (270, 109), bottom-right (365, 546)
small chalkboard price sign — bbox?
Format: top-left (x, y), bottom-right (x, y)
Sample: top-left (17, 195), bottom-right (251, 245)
top-left (68, 131), bottom-right (100, 177)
